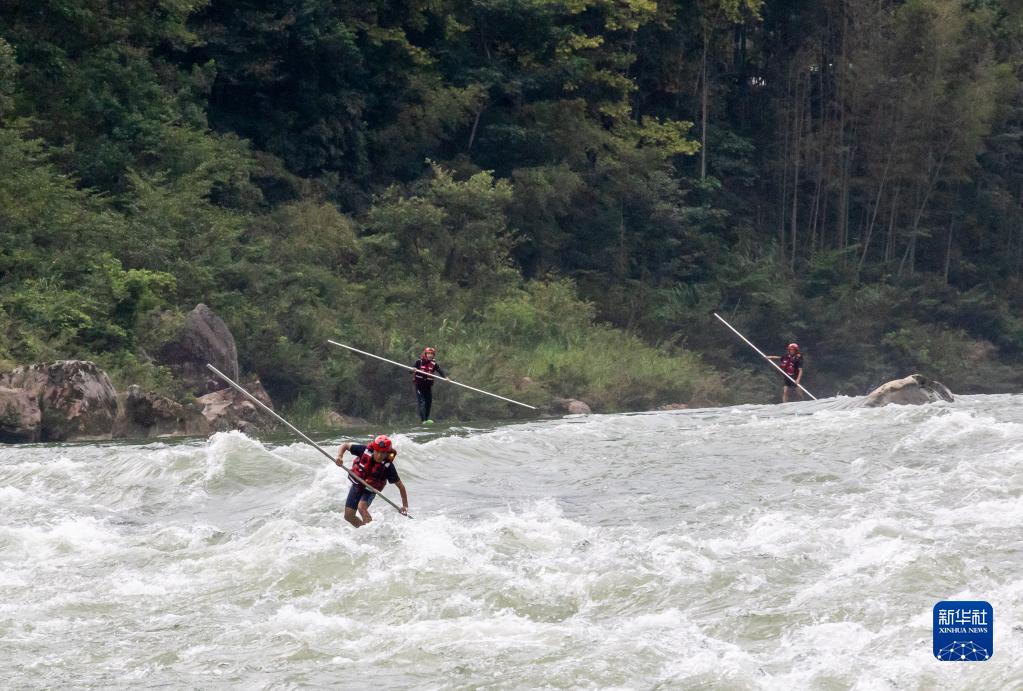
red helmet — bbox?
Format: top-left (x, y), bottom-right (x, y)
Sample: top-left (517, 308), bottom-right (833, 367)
top-left (423, 347), bottom-right (436, 356)
top-left (787, 343), bottom-right (800, 351)
top-left (370, 434), bottom-right (392, 452)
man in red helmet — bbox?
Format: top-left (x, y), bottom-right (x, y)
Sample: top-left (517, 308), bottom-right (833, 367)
top-left (412, 346), bottom-right (446, 424)
top-left (767, 343), bottom-right (805, 403)
top-left (335, 434), bottom-right (409, 527)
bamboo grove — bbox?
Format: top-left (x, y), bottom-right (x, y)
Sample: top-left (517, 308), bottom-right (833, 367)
top-left (1, 0), bottom-right (1022, 419)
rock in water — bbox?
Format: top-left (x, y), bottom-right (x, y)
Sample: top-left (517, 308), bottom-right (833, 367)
top-left (113, 385), bottom-right (209, 439)
top-left (196, 379), bottom-right (275, 433)
top-left (550, 397), bottom-right (593, 415)
top-left (0, 361), bottom-right (118, 441)
top-left (863, 374), bottom-right (954, 407)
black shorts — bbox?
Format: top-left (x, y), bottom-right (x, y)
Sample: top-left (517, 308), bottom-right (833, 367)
top-left (783, 378), bottom-right (799, 388)
top-left (345, 483), bottom-right (376, 510)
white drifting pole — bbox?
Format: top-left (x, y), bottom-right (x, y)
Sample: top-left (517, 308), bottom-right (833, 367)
top-left (205, 363), bottom-right (411, 518)
top-left (326, 340), bottom-right (537, 410)
top-left (712, 313), bottom-right (818, 401)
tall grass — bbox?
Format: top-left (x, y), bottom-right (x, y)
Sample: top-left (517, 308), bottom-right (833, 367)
top-left (327, 279), bottom-right (726, 421)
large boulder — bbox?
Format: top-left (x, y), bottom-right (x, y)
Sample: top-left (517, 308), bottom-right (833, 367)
top-left (0, 361), bottom-right (118, 441)
top-left (863, 374), bottom-right (954, 407)
top-left (157, 303), bottom-right (239, 396)
top-left (0, 387), bottom-right (42, 443)
top-left (196, 379), bottom-right (275, 433)
top-left (113, 385), bottom-right (209, 439)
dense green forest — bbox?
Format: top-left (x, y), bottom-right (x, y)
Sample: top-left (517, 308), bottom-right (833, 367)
top-left (2, 0), bottom-right (1023, 421)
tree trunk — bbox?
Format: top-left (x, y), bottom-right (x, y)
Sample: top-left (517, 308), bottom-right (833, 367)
top-left (855, 139), bottom-right (896, 281)
top-left (808, 41), bottom-right (827, 258)
top-left (818, 175), bottom-right (831, 256)
top-left (790, 74), bottom-right (805, 272)
top-left (943, 220), bottom-right (953, 284)
top-left (898, 149), bottom-right (946, 277)
top-left (884, 186), bottom-right (900, 263)
top-left (838, 149), bottom-right (850, 255)
top-left (616, 204), bottom-right (627, 279)
top-left (836, 2), bottom-right (849, 258)
top-left (808, 175), bottom-right (823, 259)
top-left (700, 26), bottom-right (709, 181)
top-left (467, 108), bottom-right (483, 152)
top-left (779, 66), bottom-right (793, 263)
top-left (909, 234), bottom-right (916, 276)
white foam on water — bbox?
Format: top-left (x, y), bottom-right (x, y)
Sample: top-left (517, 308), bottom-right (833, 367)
top-left (0, 484), bottom-right (27, 504)
top-left (264, 603), bottom-right (358, 637)
top-left (1, 516), bottom-right (124, 561)
top-left (2, 395), bottom-right (1022, 687)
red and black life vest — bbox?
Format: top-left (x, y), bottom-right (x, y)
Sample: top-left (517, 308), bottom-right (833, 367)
top-left (413, 359), bottom-right (440, 387)
top-left (780, 353), bottom-right (802, 376)
top-left (350, 450), bottom-right (393, 491)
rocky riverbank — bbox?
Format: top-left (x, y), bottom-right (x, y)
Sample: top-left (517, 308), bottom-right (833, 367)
top-left (0, 303), bottom-right (277, 443)
top-left (0, 359), bottom-right (277, 443)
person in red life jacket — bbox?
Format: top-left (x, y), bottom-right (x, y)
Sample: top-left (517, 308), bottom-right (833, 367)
top-left (334, 434), bottom-right (408, 527)
top-left (768, 343), bottom-right (805, 403)
top-left (412, 347), bottom-right (446, 423)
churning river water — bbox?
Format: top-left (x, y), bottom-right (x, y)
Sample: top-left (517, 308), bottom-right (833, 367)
top-left (1, 395), bottom-right (1022, 689)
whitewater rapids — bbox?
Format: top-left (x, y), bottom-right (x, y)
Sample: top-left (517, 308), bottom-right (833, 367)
top-left (1, 395), bottom-right (1021, 688)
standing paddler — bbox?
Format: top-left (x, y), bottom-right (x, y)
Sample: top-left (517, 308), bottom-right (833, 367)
top-left (327, 340), bottom-right (537, 413)
top-left (206, 363), bottom-right (413, 522)
top-left (335, 435), bottom-right (409, 527)
top-left (767, 343), bottom-right (805, 403)
top-left (412, 346), bottom-right (446, 424)
top-left (711, 314), bottom-right (818, 402)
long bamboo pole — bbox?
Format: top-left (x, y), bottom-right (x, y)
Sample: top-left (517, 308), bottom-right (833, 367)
top-left (712, 313), bottom-right (818, 401)
top-left (205, 364), bottom-right (411, 517)
top-left (326, 340), bottom-right (536, 410)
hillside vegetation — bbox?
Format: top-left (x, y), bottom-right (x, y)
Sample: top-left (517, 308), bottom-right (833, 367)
top-left (2, 1), bottom-right (1022, 421)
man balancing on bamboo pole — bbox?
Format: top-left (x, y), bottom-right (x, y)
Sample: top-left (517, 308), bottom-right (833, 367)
top-left (412, 346), bottom-right (445, 424)
top-left (327, 340), bottom-right (537, 411)
top-left (335, 434), bottom-right (409, 527)
top-left (767, 343), bottom-right (805, 403)
top-left (206, 363), bottom-right (413, 523)
top-left (711, 314), bottom-right (818, 402)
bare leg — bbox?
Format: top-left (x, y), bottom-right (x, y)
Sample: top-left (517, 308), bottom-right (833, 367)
top-left (344, 507), bottom-right (364, 528)
top-left (781, 386), bottom-right (789, 403)
top-left (357, 500), bottom-right (373, 525)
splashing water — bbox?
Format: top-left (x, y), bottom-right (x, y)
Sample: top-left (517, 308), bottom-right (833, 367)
top-left (1, 395), bottom-right (1021, 687)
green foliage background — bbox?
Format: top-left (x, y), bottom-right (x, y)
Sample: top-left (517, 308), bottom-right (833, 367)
top-left (2, 0), bottom-right (1022, 424)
